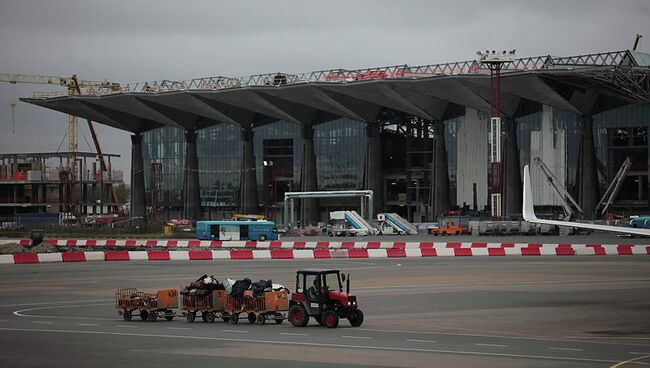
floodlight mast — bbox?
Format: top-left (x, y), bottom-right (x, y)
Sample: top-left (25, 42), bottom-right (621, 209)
top-left (476, 50), bottom-right (515, 218)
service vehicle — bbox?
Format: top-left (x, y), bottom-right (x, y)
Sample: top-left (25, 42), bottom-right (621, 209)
top-left (288, 269), bottom-right (364, 328)
top-left (428, 221), bottom-right (468, 235)
top-left (196, 220), bottom-right (279, 241)
top-left (116, 288), bottom-right (178, 322)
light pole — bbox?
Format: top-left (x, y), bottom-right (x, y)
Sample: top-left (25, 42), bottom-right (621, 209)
top-left (477, 49), bottom-right (515, 218)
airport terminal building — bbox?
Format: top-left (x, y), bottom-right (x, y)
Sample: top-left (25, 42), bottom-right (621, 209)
top-left (24, 49), bottom-right (650, 224)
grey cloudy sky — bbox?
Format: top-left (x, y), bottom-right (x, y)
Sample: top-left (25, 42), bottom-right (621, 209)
top-left (1, 0), bottom-right (648, 183)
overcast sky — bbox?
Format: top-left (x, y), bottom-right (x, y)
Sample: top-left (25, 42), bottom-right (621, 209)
top-left (1, 0), bottom-right (648, 183)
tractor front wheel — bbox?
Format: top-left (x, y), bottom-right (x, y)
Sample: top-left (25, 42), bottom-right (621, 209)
top-left (348, 309), bottom-right (364, 327)
top-left (289, 304), bottom-right (309, 327)
top-left (323, 310), bottom-right (339, 328)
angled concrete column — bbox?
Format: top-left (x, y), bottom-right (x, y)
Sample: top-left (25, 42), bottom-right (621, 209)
top-left (130, 133), bottom-right (146, 220)
top-left (579, 114), bottom-right (599, 219)
top-left (504, 118), bottom-right (522, 216)
top-left (240, 126), bottom-right (259, 214)
top-left (301, 125), bottom-right (319, 225)
top-left (184, 129), bottom-right (202, 221)
top-left (366, 123), bottom-right (383, 220)
top-left (431, 120), bottom-right (450, 219)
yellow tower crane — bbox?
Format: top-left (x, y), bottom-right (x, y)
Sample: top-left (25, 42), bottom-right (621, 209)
top-left (0, 73), bottom-right (122, 211)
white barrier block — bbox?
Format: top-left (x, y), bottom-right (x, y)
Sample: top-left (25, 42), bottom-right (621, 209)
top-left (256, 241), bottom-right (271, 249)
top-left (434, 246), bottom-right (455, 257)
top-left (0, 239), bottom-right (22, 245)
top-left (367, 249), bottom-right (387, 258)
top-left (128, 251), bottom-right (148, 261)
top-left (175, 240), bottom-right (189, 248)
top-left (279, 242), bottom-right (294, 249)
top-left (378, 242), bottom-right (393, 249)
top-left (602, 245), bottom-right (619, 255)
top-left (225, 241), bottom-right (247, 249)
top-left (169, 251), bottom-right (190, 261)
top-left (632, 245), bottom-right (648, 255)
top-left (487, 242), bottom-right (503, 248)
top-left (405, 248), bottom-right (421, 258)
top-left (85, 251), bottom-right (105, 261)
top-left (471, 248), bottom-right (489, 257)
top-left (404, 242), bottom-right (420, 248)
top-left (0, 254), bottom-right (13, 264)
top-left (304, 242), bottom-right (317, 249)
top-left (505, 244), bottom-right (525, 256)
top-left (293, 250), bottom-right (313, 259)
top-left (539, 245), bottom-right (558, 256)
top-left (252, 250), bottom-right (271, 259)
top-left (573, 244), bottom-right (594, 255)
top-left (211, 250), bottom-right (231, 259)
top-left (199, 241), bottom-right (212, 247)
top-left (328, 242), bottom-right (341, 249)
top-left (38, 253), bottom-right (62, 263)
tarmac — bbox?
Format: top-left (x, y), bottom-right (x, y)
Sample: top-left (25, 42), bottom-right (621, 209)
top-left (1, 255), bottom-right (649, 367)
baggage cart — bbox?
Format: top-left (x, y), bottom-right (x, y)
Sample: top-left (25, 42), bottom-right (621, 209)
top-left (115, 288), bottom-right (178, 322)
top-left (181, 289), bottom-right (231, 323)
top-left (226, 289), bottom-right (289, 325)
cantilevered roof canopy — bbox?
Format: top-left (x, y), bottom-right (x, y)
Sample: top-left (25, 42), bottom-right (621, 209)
top-left (21, 50), bottom-right (650, 132)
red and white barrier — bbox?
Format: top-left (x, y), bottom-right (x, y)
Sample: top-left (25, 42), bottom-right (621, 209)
top-left (0, 243), bottom-right (648, 265)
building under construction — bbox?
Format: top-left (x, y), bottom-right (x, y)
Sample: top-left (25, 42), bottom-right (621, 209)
top-left (21, 49), bottom-right (650, 224)
top-left (0, 152), bottom-right (123, 220)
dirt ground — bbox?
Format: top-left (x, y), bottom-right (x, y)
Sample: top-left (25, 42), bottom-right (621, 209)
top-left (0, 242), bottom-right (57, 255)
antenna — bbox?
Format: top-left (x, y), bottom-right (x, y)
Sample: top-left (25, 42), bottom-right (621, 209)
top-left (633, 34), bottom-right (642, 51)
top-left (10, 101), bottom-right (16, 134)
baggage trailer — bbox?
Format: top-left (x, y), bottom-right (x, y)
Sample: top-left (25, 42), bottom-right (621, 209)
top-left (116, 288), bottom-right (178, 322)
top-left (181, 290), bottom-right (232, 323)
top-left (226, 290), bottom-right (289, 325)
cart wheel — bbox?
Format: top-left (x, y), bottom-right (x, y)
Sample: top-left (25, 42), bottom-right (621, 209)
top-left (247, 313), bottom-right (256, 324)
top-left (165, 316), bottom-right (174, 321)
top-left (123, 310), bottom-right (132, 321)
top-left (274, 313), bottom-right (284, 325)
top-left (186, 312), bottom-right (196, 323)
top-left (201, 312), bottom-right (208, 322)
top-left (148, 311), bottom-right (157, 322)
top-left (205, 312), bottom-right (215, 323)
top-left (347, 309), bottom-right (364, 327)
top-left (230, 313), bottom-right (239, 324)
top-left (256, 314), bottom-right (266, 325)
top-left (139, 310), bottom-right (148, 321)
top-left (323, 310), bottom-right (339, 328)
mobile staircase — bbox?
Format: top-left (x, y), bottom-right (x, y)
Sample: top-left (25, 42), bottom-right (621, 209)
top-left (382, 213), bottom-right (418, 235)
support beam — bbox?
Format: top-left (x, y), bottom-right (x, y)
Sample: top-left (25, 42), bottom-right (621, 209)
top-left (366, 123), bottom-right (383, 220)
top-left (301, 125), bottom-right (319, 225)
top-left (240, 126), bottom-right (259, 214)
top-left (184, 129), bottom-right (202, 221)
top-left (431, 120), bottom-right (450, 219)
top-left (503, 118), bottom-right (522, 216)
top-left (578, 114), bottom-right (599, 219)
top-left (130, 133), bottom-right (146, 221)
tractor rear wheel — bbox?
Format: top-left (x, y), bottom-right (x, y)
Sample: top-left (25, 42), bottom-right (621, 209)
top-left (323, 310), bottom-right (339, 328)
top-left (139, 310), bottom-right (148, 321)
top-left (348, 309), bottom-right (364, 327)
top-left (289, 304), bottom-right (308, 327)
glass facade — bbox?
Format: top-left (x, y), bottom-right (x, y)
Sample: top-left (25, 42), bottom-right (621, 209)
top-left (314, 118), bottom-right (366, 190)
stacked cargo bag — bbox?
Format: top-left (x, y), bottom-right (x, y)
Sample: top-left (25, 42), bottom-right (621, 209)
top-left (230, 278), bottom-right (252, 297)
top-left (252, 279), bottom-right (272, 297)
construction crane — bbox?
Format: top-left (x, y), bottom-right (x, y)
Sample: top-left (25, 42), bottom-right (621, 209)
top-left (595, 157), bottom-right (632, 216)
top-left (533, 157), bottom-right (583, 220)
top-left (0, 73), bottom-right (122, 212)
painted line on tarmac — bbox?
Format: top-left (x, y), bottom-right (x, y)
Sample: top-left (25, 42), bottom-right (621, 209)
top-left (13, 303), bottom-right (115, 321)
top-left (31, 321), bottom-right (52, 324)
top-left (0, 327), bottom-right (628, 365)
top-left (167, 327), bottom-right (190, 330)
top-left (341, 335), bottom-right (371, 340)
top-left (116, 325), bottom-right (138, 328)
top-left (549, 347), bottom-right (583, 352)
top-left (0, 320), bottom-right (8, 323)
top-left (222, 329), bottom-right (248, 334)
top-left (610, 354), bottom-right (650, 368)
top-left (78, 323), bottom-right (99, 327)
top-left (630, 352), bottom-right (650, 355)
top-left (476, 343), bottom-right (507, 348)
top-left (406, 339), bottom-right (437, 343)
top-left (0, 299), bottom-right (112, 308)
top-left (280, 332), bottom-right (308, 336)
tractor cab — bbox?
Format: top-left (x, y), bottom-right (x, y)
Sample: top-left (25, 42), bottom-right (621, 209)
top-left (289, 269), bottom-right (363, 328)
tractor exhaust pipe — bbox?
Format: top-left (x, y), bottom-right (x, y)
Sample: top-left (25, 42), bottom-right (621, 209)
top-left (346, 273), bottom-right (350, 294)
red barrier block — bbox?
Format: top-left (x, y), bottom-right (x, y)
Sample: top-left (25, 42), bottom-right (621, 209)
top-left (147, 251), bottom-right (170, 261)
top-left (587, 244), bottom-right (606, 255)
top-left (366, 242), bottom-right (381, 249)
top-left (387, 248), bottom-right (406, 258)
top-left (454, 248), bottom-right (473, 256)
top-left (13, 254), bottom-right (39, 264)
top-left (166, 240), bottom-right (178, 247)
top-left (85, 240), bottom-right (97, 246)
top-left (210, 241), bottom-right (222, 248)
top-left (341, 242), bottom-right (356, 249)
top-left (313, 250), bottom-right (331, 259)
top-left (124, 240), bottom-right (137, 247)
top-left (348, 249), bottom-right (369, 258)
top-left (646, 246), bottom-right (650, 255)
top-left (471, 242), bottom-right (487, 248)
top-left (420, 248), bottom-right (437, 257)
top-left (244, 241), bottom-right (257, 249)
top-left (446, 242), bottom-right (462, 249)
top-left (617, 245), bottom-right (633, 255)
top-left (104, 240), bottom-right (117, 247)
top-left (188, 240), bottom-right (201, 247)
top-left (269, 241), bottom-right (282, 249)
top-left (555, 245), bottom-right (575, 256)
top-left (65, 239), bottom-right (77, 246)
top-left (44, 239), bottom-right (57, 246)
top-left (392, 242), bottom-right (406, 249)
top-left (62, 252), bottom-right (86, 262)
top-left (19, 239), bottom-right (31, 246)
top-left (146, 240), bottom-right (158, 247)
top-left (419, 242), bottom-right (434, 249)
top-left (501, 243), bottom-right (515, 248)
top-left (104, 251), bottom-right (129, 261)
top-left (315, 242), bottom-right (330, 249)
top-left (293, 242), bottom-right (306, 249)
top-left (521, 247), bottom-right (541, 256)
top-left (189, 250), bottom-right (213, 260)
top-left (488, 248), bottom-right (505, 256)
top-left (230, 250), bottom-right (254, 260)
top-left (270, 250), bottom-right (294, 259)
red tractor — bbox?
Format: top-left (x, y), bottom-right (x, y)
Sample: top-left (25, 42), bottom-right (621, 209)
top-left (288, 269), bottom-right (364, 328)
